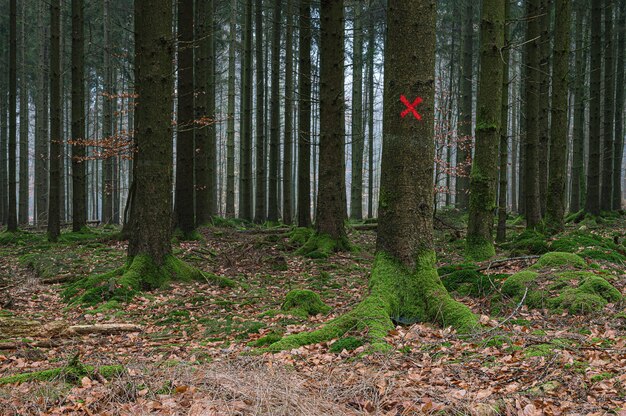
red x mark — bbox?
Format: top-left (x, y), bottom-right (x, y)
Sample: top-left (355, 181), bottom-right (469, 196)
top-left (400, 95), bottom-right (423, 120)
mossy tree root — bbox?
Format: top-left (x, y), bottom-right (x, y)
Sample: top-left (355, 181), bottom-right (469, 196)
top-left (63, 254), bottom-right (235, 305)
top-left (262, 252), bottom-right (478, 352)
top-left (296, 232), bottom-right (351, 259)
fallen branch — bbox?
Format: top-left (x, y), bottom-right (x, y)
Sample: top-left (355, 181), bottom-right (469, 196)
top-left (65, 324), bottom-right (142, 335)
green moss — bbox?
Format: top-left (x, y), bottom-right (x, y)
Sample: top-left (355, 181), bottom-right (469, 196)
top-left (480, 335), bottom-right (512, 348)
top-left (550, 231), bottom-right (626, 263)
top-left (171, 228), bottom-right (204, 243)
top-left (501, 271), bottom-right (539, 297)
top-left (0, 363), bottom-right (124, 385)
top-left (438, 263), bottom-right (500, 297)
top-left (531, 252), bottom-right (586, 270)
top-left (248, 332), bottom-right (284, 347)
top-left (504, 230), bottom-right (549, 255)
top-left (329, 336), bottom-right (364, 353)
top-left (63, 254), bottom-right (216, 305)
top-left (551, 290), bottom-right (607, 314)
top-left (296, 232), bottom-right (350, 259)
top-left (260, 251), bottom-right (477, 353)
top-left (590, 372), bottom-right (614, 382)
top-left (464, 235), bottom-right (496, 262)
top-left (524, 343), bottom-right (554, 357)
top-left (0, 230), bottom-right (44, 245)
top-left (289, 227), bottom-right (313, 247)
top-left (281, 290), bottom-right (331, 317)
top-left (578, 276), bottom-right (622, 302)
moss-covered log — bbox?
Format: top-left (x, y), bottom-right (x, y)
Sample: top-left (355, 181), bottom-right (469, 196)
top-left (0, 316), bottom-right (42, 338)
top-left (0, 364), bottom-right (124, 385)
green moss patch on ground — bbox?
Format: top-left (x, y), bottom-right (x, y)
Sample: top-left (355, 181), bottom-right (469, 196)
top-left (0, 362), bottom-right (124, 385)
top-left (296, 233), bottom-right (350, 259)
top-left (281, 290), bottom-right (331, 318)
top-left (438, 263), bottom-right (503, 297)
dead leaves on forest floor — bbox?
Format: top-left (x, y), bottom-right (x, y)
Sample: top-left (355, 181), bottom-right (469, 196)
top-left (0, 224), bottom-right (625, 415)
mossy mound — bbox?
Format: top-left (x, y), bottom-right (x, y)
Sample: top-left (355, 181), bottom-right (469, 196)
top-left (550, 231), bottom-right (626, 263)
top-left (502, 271), bottom-right (540, 298)
top-left (531, 252), bottom-right (586, 270)
top-left (288, 227), bottom-right (313, 247)
top-left (281, 290), bottom-right (331, 318)
top-left (329, 336), bottom-right (364, 353)
top-left (438, 263), bottom-right (500, 297)
top-left (209, 216), bottom-right (251, 229)
top-left (171, 228), bottom-right (204, 243)
top-left (0, 358), bottom-right (124, 385)
top-left (504, 230), bottom-right (550, 255)
top-left (19, 253), bottom-right (72, 280)
top-left (464, 235), bottom-right (496, 262)
top-left (0, 230), bottom-right (44, 245)
top-left (296, 232), bottom-right (350, 259)
top-left (63, 254), bottom-right (233, 305)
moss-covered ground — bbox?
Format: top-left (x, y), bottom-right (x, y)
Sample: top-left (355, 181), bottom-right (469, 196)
top-left (0, 214), bottom-right (625, 414)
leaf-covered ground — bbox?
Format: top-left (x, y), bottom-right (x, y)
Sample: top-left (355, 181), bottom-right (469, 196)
top-left (0, 214), bottom-right (625, 415)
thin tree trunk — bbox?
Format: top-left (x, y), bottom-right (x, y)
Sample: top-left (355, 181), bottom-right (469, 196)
top-left (613, 0), bottom-right (626, 210)
top-left (600, 0), bottom-right (615, 211)
top-left (537, 0), bottom-right (552, 217)
top-left (254, 0), bottom-right (266, 223)
top-left (268, 0), bottom-right (282, 222)
top-left (239, 0), bottom-right (253, 220)
top-left (350, 3), bottom-right (364, 220)
top-left (456, 1), bottom-right (473, 210)
top-left (18, 0), bottom-right (28, 225)
top-left (570, 2), bottom-right (586, 213)
top-left (367, 4), bottom-right (375, 219)
top-left (225, 0), bottom-right (236, 218)
top-left (283, 0), bottom-right (294, 224)
top-left (7, 0), bottom-right (18, 231)
top-left (71, 0), bottom-right (86, 232)
top-left (296, 0), bottom-right (311, 227)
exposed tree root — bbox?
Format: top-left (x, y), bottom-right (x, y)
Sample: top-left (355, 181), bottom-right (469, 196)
top-left (296, 233), bottom-right (351, 259)
top-left (261, 252), bottom-right (478, 352)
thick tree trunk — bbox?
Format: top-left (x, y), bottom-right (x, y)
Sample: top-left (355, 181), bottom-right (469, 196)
top-left (350, 3), bottom-right (364, 221)
top-left (570, 3), bottom-right (586, 213)
top-left (194, 0), bottom-right (210, 225)
top-left (585, 0), bottom-right (602, 215)
top-left (312, 0), bottom-right (347, 246)
top-left (35, 1), bottom-right (49, 226)
top-left (268, 0), bottom-right (282, 223)
top-left (546, 0), bottom-right (570, 231)
top-left (600, 0), bottom-right (615, 211)
top-left (254, 0), bottom-right (266, 224)
top-left (7, 0), bottom-right (17, 231)
top-left (296, 0), bottom-right (311, 227)
top-left (225, 0), bottom-right (236, 218)
top-left (613, 0), bottom-right (626, 210)
top-left (47, 0), bottom-right (61, 241)
top-left (456, 1), bottom-right (474, 210)
top-left (18, 0), bottom-right (28, 226)
top-left (537, 0), bottom-right (552, 217)
top-left (71, 0), bottom-right (86, 232)
top-left (524, 0), bottom-right (542, 228)
top-left (282, 0), bottom-right (294, 224)
top-left (466, 0), bottom-right (505, 260)
top-left (239, 0), bottom-right (253, 221)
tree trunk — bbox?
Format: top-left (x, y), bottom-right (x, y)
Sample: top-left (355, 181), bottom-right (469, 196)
top-left (546, 0), bottom-right (570, 231)
top-left (613, 0), bottom-right (626, 210)
top-left (524, 0), bottom-right (542, 228)
top-left (537, 0), bottom-right (552, 217)
top-left (174, 0), bottom-right (196, 234)
top-left (350, 3), bottom-right (364, 221)
top-left (239, 0), bottom-right (253, 221)
top-left (466, 0), bottom-right (505, 260)
top-left (268, 0), bottom-right (282, 223)
top-left (102, 0), bottom-right (113, 225)
top-left (282, 0), bottom-right (294, 224)
top-left (570, 2), bottom-right (586, 213)
top-left (254, 0), bottom-right (266, 224)
top-left (600, 0), bottom-right (615, 211)
top-left (0, 35), bottom-right (6, 225)
top-left (35, 1), bottom-right (49, 226)
top-left (296, 0), bottom-right (311, 227)
top-left (71, 0), bottom-right (86, 232)
top-left (264, 0), bottom-right (476, 353)
top-left (367, 5), bottom-right (375, 219)
top-left (7, 0), bottom-right (18, 231)
top-left (18, 0), bottom-right (28, 226)
top-left (47, 0), bottom-right (61, 241)
top-left (585, 0), bottom-right (602, 215)
top-left (225, 0), bottom-right (236, 218)
top-left (456, 1), bottom-right (474, 210)
top-left (496, 0), bottom-right (511, 243)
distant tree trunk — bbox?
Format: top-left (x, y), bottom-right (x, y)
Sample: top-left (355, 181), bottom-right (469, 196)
top-left (613, 0), bottom-right (626, 210)
top-left (7, 0), bottom-right (18, 232)
top-left (537, 0), bottom-right (552, 217)
top-left (195, 0), bottom-right (210, 225)
top-left (207, 1), bottom-right (217, 217)
top-left (239, 0), bottom-right (253, 221)
top-left (367, 2), bottom-right (375, 219)
top-left (225, 0), bottom-right (236, 218)
top-left (296, 0), bottom-right (311, 227)
top-left (496, 0), bottom-right (511, 243)
top-left (466, 0), bottom-right (504, 260)
top-left (254, 0), bottom-right (266, 223)
top-left (524, 0), bottom-right (542, 228)
top-left (350, 3), bottom-right (364, 221)
top-left (511, 80), bottom-right (518, 213)
top-left (47, 0), bottom-right (61, 241)
top-left (71, 0), bottom-right (86, 232)
top-left (127, 0), bottom-right (174, 263)
top-left (102, 0), bottom-right (113, 224)
top-left (600, 0), bottom-right (615, 211)
top-left (18, 0), bottom-right (28, 225)
top-left (174, 0), bottom-right (195, 234)
top-left (546, 0), bottom-right (570, 231)
top-left (314, 0), bottom-right (347, 245)
top-left (267, 0), bottom-right (282, 223)
top-left (570, 2), bottom-right (586, 213)
top-left (0, 37), bottom-right (6, 225)
top-left (585, 0), bottom-right (602, 215)
top-left (456, 1), bottom-right (473, 210)
top-left (282, 0), bottom-right (294, 224)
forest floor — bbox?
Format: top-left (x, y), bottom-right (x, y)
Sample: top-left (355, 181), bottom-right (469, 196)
top-left (0, 212), bottom-right (625, 415)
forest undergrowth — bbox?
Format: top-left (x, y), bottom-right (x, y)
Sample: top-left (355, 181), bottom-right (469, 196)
top-left (0, 212), bottom-right (625, 415)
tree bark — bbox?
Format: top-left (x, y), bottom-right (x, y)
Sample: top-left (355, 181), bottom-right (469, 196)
top-left (367, 5), bottom-right (375, 219)
top-left (268, 0), bottom-right (282, 222)
top-left (600, 0), bottom-right (615, 211)
top-left (18, 0), bottom-right (28, 226)
top-left (225, 0), bottom-right (236, 218)
top-left (254, 0), bottom-right (266, 224)
top-left (466, 0), bottom-right (505, 260)
top-left (102, 0), bottom-right (114, 225)
top-left (47, 0), bottom-right (61, 241)
top-left (7, 0), bottom-right (18, 231)
top-left (350, 3), bottom-right (364, 221)
top-left (613, 0), bottom-right (626, 210)
top-left (71, 0), bottom-right (86, 232)
top-left (239, 0), bottom-right (253, 221)
top-left (283, 0), bottom-right (294, 224)
top-left (546, 0), bottom-right (570, 231)
top-left (537, 0), bottom-right (552, 217)
top-left (296, 0), bottom-right (311, 227)
top-left (570, 2), bottom-right (586, 213)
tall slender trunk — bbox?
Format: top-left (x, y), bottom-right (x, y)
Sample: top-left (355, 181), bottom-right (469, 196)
top-left (101, 0), bottom-right (113, 224)
top-left (35, 1), bottom-right (49, 225)
top-left (350, 3), bottom-right (364, 220)
top-left (283, 0), bottom-right (294, 224)
top-left (296, 0), bottom-right (311, 227)
top-left (456, 1), bottom-right (473, 210)
top-left (570, 2), bottom-right (586, 212)
top-left (613, 0), bottom-right (626, 210)
top-left (254, 0), bottom-right (266, 223)
top-left (0, 32), bottom-right (6, 225)
top-left (367, 5), bottom-right (375, 219)
top-left (600, 0), bottom-right (615, 211)
top-left (48, 0), bottom-right (61, 240)
top-left (7, 0), bottom-right (18, 231)
top-left (537, 0), bottom-right (552, 217)
top-left (225, 0), bottom-right (236, 217)
top-left (239, 0), bottom-right (253, 220)
top-left (585, 0), bottom-right (602, 215)
top-left (546, 0), bottom-right (571, 231)
top-left (268, 0), bottom-right (282, 222)
top-left (18, 0), bottom-right (28, 225)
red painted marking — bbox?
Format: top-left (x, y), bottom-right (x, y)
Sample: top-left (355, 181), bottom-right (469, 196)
top-left (400, 95), bottom-right (423, 120)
